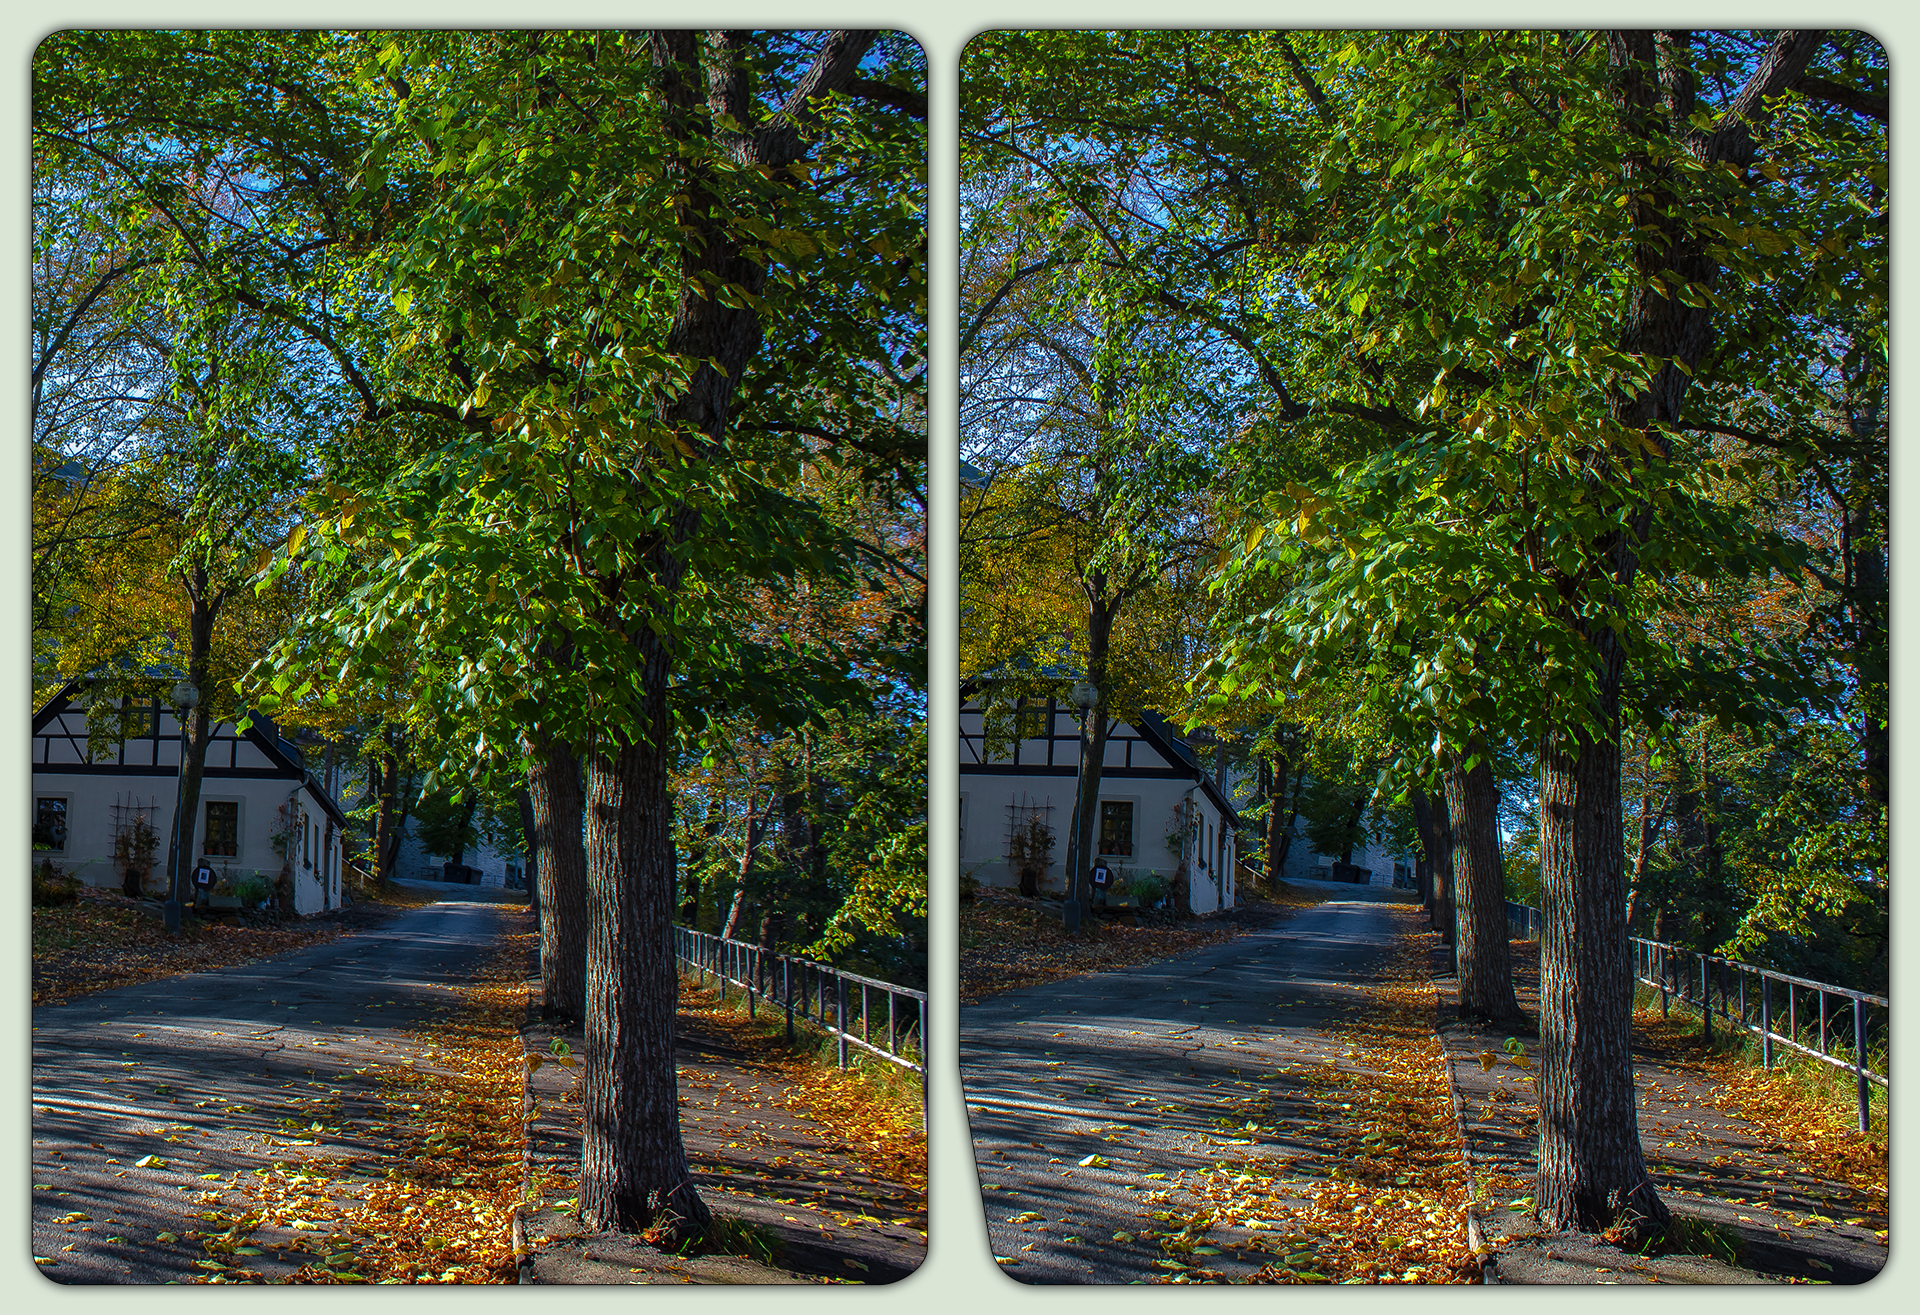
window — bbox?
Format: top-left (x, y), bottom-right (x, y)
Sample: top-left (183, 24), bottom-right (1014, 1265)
top-left (34, 797), bottom-right (68, 852)
top-left (1098, 800), bottom-right (1135, 857)
top-left (204, 800), bottom-right (239, 857)
top-left (1015, 699), bottom-right (1048, 741)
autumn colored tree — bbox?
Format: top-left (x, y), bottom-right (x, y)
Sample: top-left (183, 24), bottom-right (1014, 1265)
top-left (970, 27), bottom-right (1883, 1239)
top-left (247, 29), bottom-right (924, 1239)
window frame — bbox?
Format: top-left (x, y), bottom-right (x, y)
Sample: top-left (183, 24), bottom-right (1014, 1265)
top-left (1096, 796), bottom-right (1138, 860)
top-left (201, 797), bottom-right (242, 860)
top-left (34, 794), bottom-right (71, 853)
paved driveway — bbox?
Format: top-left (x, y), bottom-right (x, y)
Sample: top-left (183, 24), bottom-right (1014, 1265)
top-left (962, 897), bottom-right (1418, 1284)
top-left (31, 897), bottom-right (518, 1283)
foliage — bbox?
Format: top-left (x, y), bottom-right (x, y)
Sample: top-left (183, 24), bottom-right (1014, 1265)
top-left (411, 787), bottom-right (480, 864)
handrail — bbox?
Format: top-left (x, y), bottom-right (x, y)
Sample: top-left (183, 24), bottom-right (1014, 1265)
top-left (1503, 899), bottom-right (1887, 1132)
top-left (671, 925), bottom-right (927, 1132)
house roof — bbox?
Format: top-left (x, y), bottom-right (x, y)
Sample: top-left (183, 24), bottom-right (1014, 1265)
top-left (32, 678), bottom-right (349, 828)
top-left (960, 680), bottom-right (1240, 824)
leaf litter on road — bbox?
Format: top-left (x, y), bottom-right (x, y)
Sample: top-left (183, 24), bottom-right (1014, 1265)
top-left (1133, 933), bottom-right (1480, 1284)
top-left (185, 930), bottom-right (533, 1283)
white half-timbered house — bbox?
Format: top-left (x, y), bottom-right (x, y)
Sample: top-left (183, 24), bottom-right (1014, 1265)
top-left (959, 689), bottom-right (1241, 914)
top-left (31, 681), bottom-right (349, 915)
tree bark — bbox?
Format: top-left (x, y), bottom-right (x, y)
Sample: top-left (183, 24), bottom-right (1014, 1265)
top-left (1409, 784), bottom-right (1455, 942)
top-left (1624, 789), bottom-right (1657, 935)
top-left (1444, 750), bottom-right (1522, 1022)
top-left (165, 583), bottom-right (219, 911)
top-left (1536, 677), bottom-right (1667, 1237)
top-left (1065, 585), bottom-right (1115, 926)
top-left (1338, 792), bottom-right (1364, 866)
top-left (526, 729), bottom-right (588, 1025)
top-left (568, 27), bottom-right (882, 1243)
top-left (581, 714), bottom-right (709, 1237)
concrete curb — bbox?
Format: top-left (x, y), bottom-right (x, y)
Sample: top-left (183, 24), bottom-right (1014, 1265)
top-left (514, 975), bottom-right (539, 1284)
top-left (1431, 974), bottom-right (1500, 1285)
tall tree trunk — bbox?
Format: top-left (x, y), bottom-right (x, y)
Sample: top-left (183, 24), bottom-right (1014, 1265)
top-left (526, 729), bottom-right (588, 1025)
top-left (1624, 790), bottom-right (1656, 935)
top-left (1536, 678), bottom-right (1666, 1236)
top-left (1271, 760), bottom-right (1303, 882)
top-left (165, 585), bottom-right (219, 909)
top-left (1338, 792), bottom-right (1364, 866)
top-left (569, 26), bottom-right (878, 1242)
top-left (1444, 750), bottom-right (1521, 1022)
top-left (580, 697), bottom-right (708, 1237)
top-left (1066, 587), bottom-right (1115, 926)
top-left (450, 792), bottom-right (478, 870)
top-left (1410, 784), bottom-right (1454, 942)
top-left (755, 908), bottom-right (783, 987)
top-left (1527, 28), bottom-right (1824, 1240)
top-left (722, 787), bottom-right (758, 944)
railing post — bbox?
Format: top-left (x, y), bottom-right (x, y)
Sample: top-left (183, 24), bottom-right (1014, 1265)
top-left (748, 947), bottom-right (757, 1020)
top-left (1739, 969), bottom-right (1747, 1034)
top-left (1854, 997), bottom-right (1869, 1134)
top-left (888, 990), bottom-right (897, 1059)
top-left (836, 974), bottom-right (848, 1070)
top-left (1660, 945), bottom-right (1669, 1018)
top-left (784, 957), bottom-right (794, 1045)
top-left (863, 983), bottom-right (871, 1049)
top-left (1701, 957), bottom-right (1711, 1040)
top-left (1760, 974), bottom-right (1772, 1068)
top-left (1819, 990), bottom-right (1829, 1057)
top-left (920, 998), bottom-right (929, 1133)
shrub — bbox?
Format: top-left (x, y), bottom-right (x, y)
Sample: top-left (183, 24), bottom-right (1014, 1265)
top-left (231, 874), bottom-right (273, 906)
top-left (1125, 870), bottom-right (1167, 908)
top-left (32, 859), bottom-right (79, 908)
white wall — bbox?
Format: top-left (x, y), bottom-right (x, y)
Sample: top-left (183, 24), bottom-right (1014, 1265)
top-left (393, 824), bottom-right (524, 888)
top-left (959, 775), bottom-right (1236, 912)
top-left (30, 772), bottom-right (344, 914)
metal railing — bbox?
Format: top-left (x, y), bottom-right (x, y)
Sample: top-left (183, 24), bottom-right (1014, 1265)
top-left (1504, 900), bottom-right (1888, 1132)
top-left (671, 926), bottom-right (927, 1131)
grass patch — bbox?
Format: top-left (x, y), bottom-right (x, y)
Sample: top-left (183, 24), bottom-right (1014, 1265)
top-left (1630, 992), bottom-right (1888, 1208)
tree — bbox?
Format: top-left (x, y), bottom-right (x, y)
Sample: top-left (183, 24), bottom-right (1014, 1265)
top-left (1201, 30), bottom-right (1882, 1235)
top-left (247, 29), bottom-right (924, 1240)
top-left (971, 28), bottom-right (1882, 1238)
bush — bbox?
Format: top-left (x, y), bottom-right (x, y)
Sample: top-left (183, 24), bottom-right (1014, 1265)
top-left (32, 859), bottom-right (79, 908)
top-left (231, 874), bottom-right (273, 906)
top-left (1125, 870), bottom-right (1167, 908)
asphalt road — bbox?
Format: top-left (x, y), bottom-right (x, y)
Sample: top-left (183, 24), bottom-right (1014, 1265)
top-left (31, 895), bottom-right (520, 1284)
top-left (961, 896), bottom-right (1418, 1284)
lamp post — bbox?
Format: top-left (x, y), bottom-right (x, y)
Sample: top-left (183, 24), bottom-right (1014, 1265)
top-left (1062, 678), bottom-right (1100, 935)
top-left (163, 678), bottom-right (198, 934)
